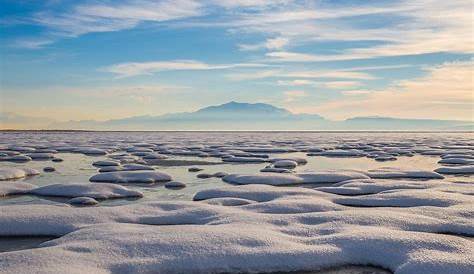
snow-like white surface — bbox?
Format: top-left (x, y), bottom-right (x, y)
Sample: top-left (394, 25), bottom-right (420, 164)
top-left (0, 168), bottom-right (40, 180)
top-left (223, 171), bottom-right (368, 186)
top-left (30, 183), bottom-right (143, 199)
top-left (273, 160), bottom-right (298, 168)
top-left (0, 132), bottom-right (472, 274)
top-left (0, 183), bottom-right (472, 273)
top-left (366, 167), bottom-right (444, 179)
top-left (90, 170), bottom-right (172, 184)
top-left (0, 182), bottom-right (36, 196)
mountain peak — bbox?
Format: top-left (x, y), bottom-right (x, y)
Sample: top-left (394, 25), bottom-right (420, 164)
top-left (196, 101), bottom-right (292, 116)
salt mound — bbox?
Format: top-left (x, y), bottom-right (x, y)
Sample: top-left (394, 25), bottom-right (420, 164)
top-left (92, 160), bottom-right (120, 167)
top-left (222, 156), bottom-right (266, 163)
top-left (270, 157), bottom-right (307, 165)
top-left (77, 148), bottom-right (107, 156)
top-left (68, 197), bottom-right (99, 206)
top-left (223, 173), bottom-right (304, 185)
top-left (0, 182), bottom-right (36, 196)
top-left (30, 183), bottom-right (143, 199)
top-left (435, 165), bottom-right (474, 174)
top-left (318, 179), bottom-right (461, 195)
top-left (273, 160), bottom-right (298, 169)
top-left (334, 189), bottom-right (472, 207)
top-left (26, 153), bottom-right (54, 160)
top-left (202, 197), bottom-right (254, 206)
top-left (0, 155), bottom-right (32, 162)
top-left (260, 167), bottom-right (293, 173)
top-left (223, 171), bottom-right (369, 186)
top-left (99, 164), bottom-right (154, 173)
top-left (438, 158), bottom-right (474, 165)
top-left (164, 181), bottom-right (186, 189)
top-left (366, 167), bottom-right (444, 179)
top-left (90, 171), bottom-right (172, 184)
top-left (0, 168), bottom-right (40, 180)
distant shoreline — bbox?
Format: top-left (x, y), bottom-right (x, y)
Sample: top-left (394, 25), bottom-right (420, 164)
top-left (1, 129), bottom-right (473, 133)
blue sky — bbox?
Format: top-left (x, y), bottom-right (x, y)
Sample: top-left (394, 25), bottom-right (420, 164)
top-left (0, 0), bottom-right (472, 128)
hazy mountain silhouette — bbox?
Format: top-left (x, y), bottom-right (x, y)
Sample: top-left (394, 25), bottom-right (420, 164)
top-left (5, 101), bottom-right (471, 130)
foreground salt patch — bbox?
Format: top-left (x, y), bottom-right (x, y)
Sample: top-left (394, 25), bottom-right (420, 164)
top-left (29, 183), bottom-right (143, 199)
top-left (89, 170), bottom-right (172, 184)
top-left (0, 168), bottom-right (39, 180)
top-left (0, 183), bottom-right (472, 274)
top-left (223, 171), bottom-right (369, 186)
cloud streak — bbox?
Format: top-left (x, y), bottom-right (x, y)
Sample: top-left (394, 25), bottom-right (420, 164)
top-left (310, 61), bottom-right (474, 120)
top-left (104, 60), bottom-right (270, 78)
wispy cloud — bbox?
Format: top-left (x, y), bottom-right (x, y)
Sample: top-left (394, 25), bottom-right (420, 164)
top-left (103, 60), bottom-right (269, 78)
top-left (310, 61), bottom-right (474, 120)
top-left (13, 0), bottom-right (203, 48)
top-left (238, 36), bottom-right (289, 51)
top-left (227, 69), bottom-right (375, 81)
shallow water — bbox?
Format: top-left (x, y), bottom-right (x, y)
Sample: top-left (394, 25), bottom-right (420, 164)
top-left (0, 131), bottom-right (472, 207)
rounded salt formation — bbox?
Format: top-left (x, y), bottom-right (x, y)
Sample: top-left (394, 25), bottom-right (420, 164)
top-left (165, 181), bottom-right (186, 189)
top-left (68, 197), bottom-right (99, 206)
top-left (212, 172), bottom-right (228, 178)
top-left (374, 155), bottom-right (397, 162)
top-left (434, 165), bottom-right (474, 174)
top-left (0, 168), bottom-right (40, 180)
top-left (89, 171), bottom-right (172, 184)
top-left (1, 155), bottom-right (32, 163)
top-left (43, 167), bottom-right (56, 172)
top-left (93, 160), bottom-right (120, 167)
top-left (27, 153), bottom-right (54, 160)
top-left (30, 183), bottom-right (144, 199)
top-left (188, 167), bottom-right (203, 172)
top-left (273, 160), bottom-right (298, 169)
top-left (197, 173), bottom-right (213, 179)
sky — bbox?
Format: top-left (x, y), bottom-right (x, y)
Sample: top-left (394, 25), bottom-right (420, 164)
top-left (0, 0), bottom-right (473, 128)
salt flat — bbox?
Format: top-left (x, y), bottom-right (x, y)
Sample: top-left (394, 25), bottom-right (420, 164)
top-left (0, 131), bottom-right (472, 274)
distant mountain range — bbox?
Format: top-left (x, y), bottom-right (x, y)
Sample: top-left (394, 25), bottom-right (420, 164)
top-left (2, 101), bottom-right (472, 130)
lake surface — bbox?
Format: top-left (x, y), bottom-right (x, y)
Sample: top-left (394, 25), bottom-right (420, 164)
top-left (1, 131), bottom-right (471, 206)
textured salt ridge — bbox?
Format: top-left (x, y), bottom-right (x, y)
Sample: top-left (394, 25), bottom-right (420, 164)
top-left (89, 170), bottom-right (172, 184)
top-left (434, 165), bottom-right (474, 174)
top-left (0, 184), bottom-right (472, 273)
top-left (30, 183), bottom-right (144, 199)
top-left (223, 172), bottom-right (370, 186)
top-left (0, 168), bottom-right (40, 180)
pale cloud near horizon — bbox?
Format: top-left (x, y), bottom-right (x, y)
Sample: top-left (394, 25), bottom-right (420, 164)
top-left (226, 70), bottom-right (375, 81)
top-left (283, 90), bottom-right (307, 102)
top-left (293, 61), bottom-right (474, 120)
top-left (103, 60), bottom-right (270, 78)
